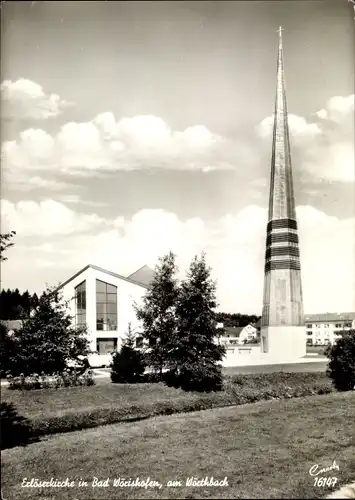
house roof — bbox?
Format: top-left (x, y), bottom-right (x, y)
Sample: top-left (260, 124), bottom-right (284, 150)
top-left (304, 312), bottom-right (355, 322)
top-left (126, 265), bottom-right (154, 287)
top-left (56, 264), bottom-right (151, 291)
top-left (1, 320), bottom-right (23, 331)
top-left (223, 326), bottom-right (244, 337)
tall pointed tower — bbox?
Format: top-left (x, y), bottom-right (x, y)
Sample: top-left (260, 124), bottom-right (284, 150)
top-left (260, 27), bottom-right (306, 359)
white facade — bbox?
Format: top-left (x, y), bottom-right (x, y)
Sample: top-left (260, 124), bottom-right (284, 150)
top-left (59, 264), bottom-right (150, 365)
top-left (216, 323), bottom-right (258, 347)
top-left (238, 324), bottom-right (258, 344)
top-left (305, 313), bottom-right (355, 346)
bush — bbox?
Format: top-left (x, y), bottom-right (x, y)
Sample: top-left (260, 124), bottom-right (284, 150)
top-left (326, 330), bottom-right (355, 391)
top-left (111, 343), bottom-right (146, 384)
top-left (0, 402), bottom-right (37, 449)
top-left (172, 363), bottom-right (224, 392)
top-left (7, 369), bottom-right (95, 391)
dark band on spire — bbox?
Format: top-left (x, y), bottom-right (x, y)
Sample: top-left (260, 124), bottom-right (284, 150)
top-left (265, 247), bottom-right (300, 259)
top-left (264, 260), bottom-right (301, 272)
top-left (266, 232), bottom-right (299, 245)
top-left (267, 218), bottom-right (298, 232)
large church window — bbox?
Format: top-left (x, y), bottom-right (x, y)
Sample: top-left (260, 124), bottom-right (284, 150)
top-left (75, 281), bottom-right (86, 327)
top-left (96, 280), bottom-right (117, 331)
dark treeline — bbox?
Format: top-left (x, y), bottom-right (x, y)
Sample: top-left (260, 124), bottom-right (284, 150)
top-left (215, 312), bottom-right (260, 328)
top-left (0, 289), bottom-right (39, 320)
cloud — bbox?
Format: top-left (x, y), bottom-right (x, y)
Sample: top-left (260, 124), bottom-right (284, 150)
top-left (257, 114), bottom-right (321, 139)
top-left (1, 113), bottom-right (255, 175)
top-left (58, 195), bottom-right (110, 208)
top-left (1, 199), bottom-right (111, 237)
top-left (1, 79), bottom-right (73, 120)
top-left (315, 94), bottom-right (354, 123)
top-left (257, 94), bottom-right (354, 183)
top-left (3, 172), bottom-right (71, 192)
top-left (1, 200), bottom-right (354, 314)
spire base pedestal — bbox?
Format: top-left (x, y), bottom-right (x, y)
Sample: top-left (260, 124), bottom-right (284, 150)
top-left (260, 326), bottom-right (306, 360)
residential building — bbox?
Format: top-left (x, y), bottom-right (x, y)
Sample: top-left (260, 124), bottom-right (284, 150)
top-left (256, 313), bottom-right (355, 346)
top-left (216, 324), bottom-right (258, 347)
top-left (57, 264), bottom-right (154, 364)
top-left (1, 319), bottom-right (23, 335)
top-left (304, 312), bottom-right (355, 346)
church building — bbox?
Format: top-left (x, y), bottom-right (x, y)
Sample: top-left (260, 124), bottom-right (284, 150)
top-left (57, 264), bottom-right (154, 365)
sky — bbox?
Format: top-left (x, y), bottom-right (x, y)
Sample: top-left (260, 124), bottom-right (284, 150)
top-left (1, 0), bottom-right (354, 314)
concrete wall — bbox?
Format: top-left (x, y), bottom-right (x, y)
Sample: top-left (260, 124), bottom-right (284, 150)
top-left (261, 325), bottom-right (306, 359)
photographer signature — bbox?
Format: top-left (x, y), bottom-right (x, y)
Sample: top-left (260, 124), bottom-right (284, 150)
top-left (309, 461), bottom-right (339, 477)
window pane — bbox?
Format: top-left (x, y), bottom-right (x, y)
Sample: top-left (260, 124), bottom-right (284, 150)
top-left (96, 280), bottom-right (106, 293)
top-left (107, 293), bottom-right (117, 303)
top-left (96, 303), bottom-right (105, 315)
top-left (106, 315), bottom-right (117, 330)
top-left (97, 338), bottom-right (117, 355)
top-left (136, 337), bottom-right (143, 348)
top-left (107, 283), bottom-right (117, 294)
top-left (107, 303), bottom-right (117, 314)
top-left (96, 292), bottom-right (106, 303)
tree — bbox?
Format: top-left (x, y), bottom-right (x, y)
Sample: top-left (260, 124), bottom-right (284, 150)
top-left (325, 329), bottom-right (355, 391)
top-left (0, 231), bottom-right (16, 262)
top-left (110, 323), bottom-right (146, 383)
top-left (135, 251), bottom-right (180, 377)
top-left (2, 286), bottom-right (90, 376)
top-left (172, 253), bottom-right (226, 392)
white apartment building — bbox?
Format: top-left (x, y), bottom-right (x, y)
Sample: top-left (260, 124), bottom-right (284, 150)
top-left (305, 312), bottom-right (355, 346)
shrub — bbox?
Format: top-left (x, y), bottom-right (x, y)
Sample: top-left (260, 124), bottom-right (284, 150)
top-left (326, 330), bottom-right (355, 391)
top-left (111, 335), bottom-right (146, 384)
top-left (7, 369), bottom-right (96, 390)
top-left (173, 363), bottom-right (224, 392)
top-left (0, 402), bottom-right (36, 449)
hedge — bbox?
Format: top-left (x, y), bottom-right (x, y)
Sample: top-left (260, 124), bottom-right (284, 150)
top-left (22, 372), bottom-right (335, 439)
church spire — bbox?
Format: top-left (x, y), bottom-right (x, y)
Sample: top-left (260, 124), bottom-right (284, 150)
top-left (260, 27), bottom-right (305, 357)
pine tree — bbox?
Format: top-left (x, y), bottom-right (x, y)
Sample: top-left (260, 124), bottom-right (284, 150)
top-left (110, 323), bottom-right (146, 383)
top-left (4, 286), bottom-right (90, 376)
top-left (134, 251), bottom-right (180, 377)
top-left (173, 253), bottom-right (226, 392)
top-left (31, 292), bottom-right (39, 311)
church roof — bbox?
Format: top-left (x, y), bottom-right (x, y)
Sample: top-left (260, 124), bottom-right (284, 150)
top-left (57, 264), bottom-right (152, 291)
top-left (126, 265), bottom-right (155, 287)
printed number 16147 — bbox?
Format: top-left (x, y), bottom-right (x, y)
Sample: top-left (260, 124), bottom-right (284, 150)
top-left (314, 477), bottom-right (337, 488)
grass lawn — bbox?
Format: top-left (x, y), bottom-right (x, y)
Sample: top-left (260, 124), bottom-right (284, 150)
top-left (3, 372), bottom-right (332, 422)
top-left (2, 391), bottom-right (354, 500)
top-left (3, 382), bottom-right (199, 419)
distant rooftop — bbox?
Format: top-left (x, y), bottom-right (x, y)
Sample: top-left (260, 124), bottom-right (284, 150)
top-left (1, 320), bottom-right (23, 331)
top-left (304, 312), bottom-right (355, 322)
